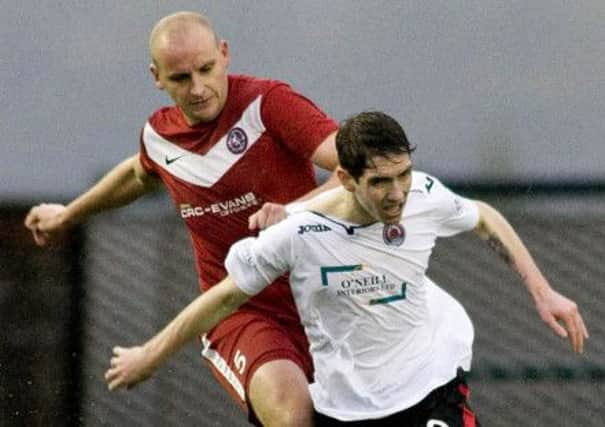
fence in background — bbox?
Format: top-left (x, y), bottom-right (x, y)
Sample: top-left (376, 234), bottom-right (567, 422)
top-left (3, 192), bottom-right (604, 426)
top-left (0, 208), bottom-right (82, 426)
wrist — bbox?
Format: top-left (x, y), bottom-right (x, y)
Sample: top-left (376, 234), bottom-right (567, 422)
top-left (528, 279), bottom-right (551, 304)
top-left (63, 202), bottom-right (89, 227)
top-left (140, 341), bottom-right (162, 371)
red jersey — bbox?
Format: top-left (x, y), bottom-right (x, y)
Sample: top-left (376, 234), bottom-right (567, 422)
top-left (139, 74), bottom-right (337, 321)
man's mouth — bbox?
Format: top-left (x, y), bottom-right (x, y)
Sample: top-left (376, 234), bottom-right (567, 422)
top-left (191, 97), bottom-right (211, 107)
top-left (383, 204), bottom-right (402, 217)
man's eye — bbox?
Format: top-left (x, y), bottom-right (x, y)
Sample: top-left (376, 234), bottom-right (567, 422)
top-left (170, 74), bottom-right (189, 82)
top-left (200, 63), bottom-right (214, 73)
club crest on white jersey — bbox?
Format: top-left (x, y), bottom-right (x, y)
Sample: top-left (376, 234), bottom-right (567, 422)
top-left (383, 224), bottom-right (405, 246)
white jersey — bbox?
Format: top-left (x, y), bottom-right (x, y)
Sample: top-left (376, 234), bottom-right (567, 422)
top-left (225, 171), bottom-right (480, 421)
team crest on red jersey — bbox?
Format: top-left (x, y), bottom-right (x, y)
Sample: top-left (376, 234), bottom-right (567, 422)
top-left (226, 127), bottom-right (248, 154)
top-left (383, 224), bottom-right (405, 246)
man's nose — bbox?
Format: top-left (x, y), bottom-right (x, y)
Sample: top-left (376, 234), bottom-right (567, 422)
top-left (387, 182), bottom-right (406, 201)
top-left (190, 73), bottom-right (206, 97)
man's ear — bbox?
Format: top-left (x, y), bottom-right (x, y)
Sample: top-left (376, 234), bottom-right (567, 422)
top-left (219, 40), bottom-right (230, 68)
top-left (337, 167), bottom-right (356, 192)
top-left (150, 63), bottom-right (164, 90)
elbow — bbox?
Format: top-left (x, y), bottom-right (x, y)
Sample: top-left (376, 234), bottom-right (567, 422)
top-left (473, 200), bottom-right (495, 239)
top-left (218, 284), bottom-right (250, 315)
top-left (224, 293), bottom-right (246, 312)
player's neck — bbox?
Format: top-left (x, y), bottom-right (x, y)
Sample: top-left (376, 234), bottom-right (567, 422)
top-left (341, 192), bottom-right (376, 225)
top-left (312, 189), bottom-right (375, 225)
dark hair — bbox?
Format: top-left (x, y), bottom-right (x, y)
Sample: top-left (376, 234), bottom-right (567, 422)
top-left (336, 111), bottom-right (415, 180)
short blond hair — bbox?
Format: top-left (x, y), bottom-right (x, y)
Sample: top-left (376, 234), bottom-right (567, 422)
top-left (149, 11), bottom-right (218, 64)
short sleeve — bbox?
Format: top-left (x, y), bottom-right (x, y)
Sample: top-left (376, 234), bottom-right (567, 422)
top-left (438, 195), bottom-right (479, 237)
top-left (427, 176), bottom-right (479, 237)
top-left (260, 84), bottom-right (338, 159)
top-left (138, 124), bottom-right (160, 176)
top-left (225, 222), bottom-right (294, 295)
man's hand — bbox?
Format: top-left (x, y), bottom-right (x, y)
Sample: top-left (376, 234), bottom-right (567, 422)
top-left (24, 203), bottom-right (71, 246)
top-left (248, 202), bottom-right (288, 231)
top-left (535, 288), bottom-right (589, 353)
top-left (104, 346), bottom-right (157, 391)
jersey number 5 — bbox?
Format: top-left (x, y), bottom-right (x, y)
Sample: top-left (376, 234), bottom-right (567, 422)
top-left (234, 350), bottom-right (247, 375)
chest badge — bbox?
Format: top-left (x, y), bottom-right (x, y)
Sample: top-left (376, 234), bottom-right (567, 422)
top-left (226, 127), bottom-right (248, 154)
top-left (383, 224), bottom-right (405, 246)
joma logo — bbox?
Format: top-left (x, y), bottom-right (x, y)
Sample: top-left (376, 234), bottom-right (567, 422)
top-left (297, 224), bottom-right (332, 235)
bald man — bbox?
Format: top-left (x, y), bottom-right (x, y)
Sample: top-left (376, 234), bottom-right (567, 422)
top-left (25, 11), bottom-right (339, 427)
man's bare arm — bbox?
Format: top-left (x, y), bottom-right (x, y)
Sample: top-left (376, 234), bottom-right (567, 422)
top-left (474, 200), bottom-right (588, 353)
top-left (105, 277), bottom-right (250, 390)
top-left (25, 154), bottom-right (159, 245)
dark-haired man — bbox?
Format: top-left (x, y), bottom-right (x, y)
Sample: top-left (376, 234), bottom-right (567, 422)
top-left (105, 111), bottom-right (587, 426)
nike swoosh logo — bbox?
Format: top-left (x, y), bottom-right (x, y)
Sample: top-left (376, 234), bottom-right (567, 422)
top-left (165, 154), bottom-right (186, 165)
top-left (143, 96), bottom-right (264, 187)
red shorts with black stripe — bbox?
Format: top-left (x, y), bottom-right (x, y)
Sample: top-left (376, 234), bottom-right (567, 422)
top-left (199, 308), bottom-right (313, 412)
